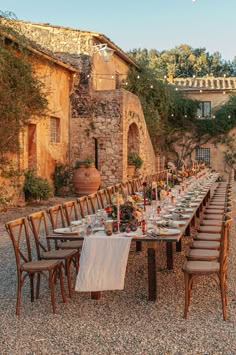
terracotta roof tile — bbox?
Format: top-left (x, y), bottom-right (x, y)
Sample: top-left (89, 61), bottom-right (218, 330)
top-left (173, 77), bottom-right (236, 91)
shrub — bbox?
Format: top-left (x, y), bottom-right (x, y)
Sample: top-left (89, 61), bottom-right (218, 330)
top-left (23, 169), bottom-right (52, 201)
top-left (128, 152), bottom-right (143, 168)
top-left (52, 164), bottom-right (72, 195)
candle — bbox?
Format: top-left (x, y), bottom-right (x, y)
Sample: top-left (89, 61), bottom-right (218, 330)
top-left (142, 182), bottom-right (147, 212)
top-left (117, 192), bottom-right (120, 232)
top-left (166, 171), bottom-right (169, 187)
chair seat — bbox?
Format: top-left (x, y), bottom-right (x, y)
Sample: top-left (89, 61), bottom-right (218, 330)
top-left (205, 209), bottom-right (225, 214)
top-left (198, 225), bottom-right (222, 233)
top-left (203, 214), bottom-right (223, 220)
top-left (200, 220), bottom-right (222, 226)
top-left (22, 259), bottom-right (61, 272)
top-left (60, 240), bottom-right (83, 249)
top-left (194, 233), bottom-right (221, 241)
top-left (209, 201), bottom-right (225, 205)
top-left (183, 260), bottom-right (220, 273)
top-left (190, 240), bottom-right (220, 250)
top-left (42, 249), bottom-right (78, 259)
top-left (186, 249), bottom-right (219, 261)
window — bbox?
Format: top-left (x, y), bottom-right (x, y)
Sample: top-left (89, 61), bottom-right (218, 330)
top-left (196, 147), bottom-right (210, 164)
top-left (197, 101), bottom-right (211, 118)
top-left (50, 117), bottom-right (60, 143)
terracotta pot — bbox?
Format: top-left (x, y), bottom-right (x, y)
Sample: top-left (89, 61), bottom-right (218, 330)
top-left (127, 165), bottom-right (136, 179)
top-left (72, 163), bottom-right (101, 195)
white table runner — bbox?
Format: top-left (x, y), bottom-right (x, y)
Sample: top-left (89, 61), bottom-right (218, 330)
top-left (75, 234), bottom-right (131, 292)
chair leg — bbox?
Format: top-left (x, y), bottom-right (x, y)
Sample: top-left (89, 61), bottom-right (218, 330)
top-left (58, 264), bottom-right (67, 304)
top-left (49, 270), bottom-right (57, 314)
top-left (16, 277), bottom-right (22, 316)
top-left (66, 258), bottom-right (73, 298)
top-left (30, 273), bottom-right (34, 302)
top-left (75, 254), bottom-right (79, 274)
top-left (220, 275), bottom-right (227, 321)
top-left (184, 272), bottom-right (190, 319)
top-left (36, 273), bottom-right (40, 299)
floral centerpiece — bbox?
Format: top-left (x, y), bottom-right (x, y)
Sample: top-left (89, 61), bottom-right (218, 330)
top-left (104, 195), bottom-right (143, 232)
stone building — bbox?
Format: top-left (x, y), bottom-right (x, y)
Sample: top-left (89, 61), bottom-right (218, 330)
top-left (0, 30), bottom-right (78, 195)
top-left (7, 19), bottom-right (158, 186)
top-left (172, 76), bottom-right (236, 176)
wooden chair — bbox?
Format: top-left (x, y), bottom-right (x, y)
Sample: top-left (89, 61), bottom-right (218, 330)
top-left (97, 189), bottom-right (110, 208)
top-left (47, 204), bottom-right (66, 229)
top-left (62, 200), bottom-right (79, 225)
top-left (87, 193), bottom-right (101, 214)
top-left (77, 196), bottom-right (90, 218)
top-left (183, 218), bottom-right (232, 320)
top-left (28, 211), bottom-right (79, 298)
top-left (106, 186), bottom-right (115, 204)
top-left (5, 217), bottom-right (66, 315)
top-left (47, 205), bottom-right (83, 251)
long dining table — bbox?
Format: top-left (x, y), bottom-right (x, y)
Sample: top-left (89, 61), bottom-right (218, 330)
top-left (47, 175), bottom-right (219, 302)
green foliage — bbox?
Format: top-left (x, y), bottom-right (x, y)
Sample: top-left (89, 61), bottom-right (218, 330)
top-left (127, 45), bottom-right (235, 79)
top-left (23, 169), bottom-right (52, 201)
top-left (128, 152), bottom-right (143, 168)
top-left (124, 52), bottom-right (236, 167)
top-left (52, 164), bottom-right (72, 195)
top-left (0, 162), bottom-right (25, 209)
top-left (75, 157), bottom-right (94, 169)
top-left (0, 12), bottom-right (48, 162)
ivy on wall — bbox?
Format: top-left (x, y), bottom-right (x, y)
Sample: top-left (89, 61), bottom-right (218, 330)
top-left (0, 12), bottom-right (48, 163)
top-left (124, 66), bottom-right (236, 168)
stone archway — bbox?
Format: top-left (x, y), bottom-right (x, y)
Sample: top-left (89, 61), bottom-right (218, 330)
top-left (127, 122), bottom-right (140, 154)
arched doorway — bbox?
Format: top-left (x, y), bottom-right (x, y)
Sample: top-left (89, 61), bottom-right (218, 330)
top-left (127, 123), bottom-right (140, 154)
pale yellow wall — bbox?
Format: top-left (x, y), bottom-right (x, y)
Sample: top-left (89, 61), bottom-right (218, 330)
top-left (185, 91), bottom-right (230, 113)
top-left (22, 56), bottom-right (73, 182)
top-left (92, 53), bottom-right (130, 90)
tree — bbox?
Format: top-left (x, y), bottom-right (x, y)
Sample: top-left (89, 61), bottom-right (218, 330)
top-left (0, 12), bottom-right (48, 163)
top-left (127, 44), bottom-right (235, 79)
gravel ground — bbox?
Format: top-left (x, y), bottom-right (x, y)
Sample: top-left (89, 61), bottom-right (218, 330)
top-left (0, 192), bottom-right (236, 355)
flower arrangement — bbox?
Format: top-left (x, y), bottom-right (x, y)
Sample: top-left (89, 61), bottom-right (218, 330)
top-left (105, 196), bottom-right (143, 222)
top-left (131, 194), bottom-right (142, 203)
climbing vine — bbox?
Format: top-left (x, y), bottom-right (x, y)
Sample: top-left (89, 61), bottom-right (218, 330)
top-left (0, 11), bottom-right (48, 163)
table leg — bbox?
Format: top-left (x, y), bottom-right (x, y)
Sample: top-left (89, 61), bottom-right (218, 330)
top-left (196, 207), bottom-right (200, 218)
top-left (91, 292), bottom-right (101, 300)
top-left (185, 224), bottom-right (191, 237)
top-left (148, 247), bottom-right (157, 301)
top-left (176, 239), bottom-right (182, 252)
top-left (166, 242), bottom-right (173, 270)
top-left (136, 241), bottom-right (142, 252)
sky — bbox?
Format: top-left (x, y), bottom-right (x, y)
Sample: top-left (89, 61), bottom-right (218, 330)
top-left (0, 0), bottom-right (235, 61)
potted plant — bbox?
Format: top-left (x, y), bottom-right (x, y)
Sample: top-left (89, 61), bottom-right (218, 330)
top-left (72, 157), bottom-right (101, 196)
top-left (127, 152), bottom-right (143, 178)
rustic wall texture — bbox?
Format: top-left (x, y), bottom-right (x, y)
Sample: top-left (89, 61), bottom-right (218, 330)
top-left (13, 21), bottom-right (158, 186)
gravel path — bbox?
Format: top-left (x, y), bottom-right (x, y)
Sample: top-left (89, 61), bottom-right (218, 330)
top-left (0, 192), bottom-right (236, 354)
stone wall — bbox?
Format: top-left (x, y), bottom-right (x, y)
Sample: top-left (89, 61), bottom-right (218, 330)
top-left (70, 89), bottom-right (156, 186)
top-left (9, 21), bottom-right (158, 187)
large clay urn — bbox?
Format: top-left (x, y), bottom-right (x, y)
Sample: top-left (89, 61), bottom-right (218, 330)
top-left (72, 163), bottom-right (101, 195)
top-left (127, 165), bottom-right (136, 179)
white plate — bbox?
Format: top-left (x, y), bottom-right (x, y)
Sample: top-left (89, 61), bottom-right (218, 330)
top-left (178, 214), bottom-right (191, 219)
top-left (162, 214), bottom-right (172, 219)
top-left (184, 208), bottom-right (194, 212)
top-left (170, 220), bottom-right (186, 226)
top-left (148, 228), bottom-right (181, 236)
top-left (190, 202), bottom-right (198, 207)
top-left (53, 227), bottom-right (79, 235)
top-left (71, 220), bottom-right (82, 226)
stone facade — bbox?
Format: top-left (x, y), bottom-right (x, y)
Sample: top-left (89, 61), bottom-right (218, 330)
top-left (70, 89), bottom-right (157, 186)
top-left (10, 20), bottom-right (157, 186)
